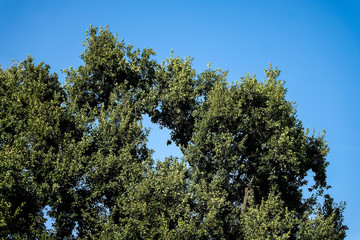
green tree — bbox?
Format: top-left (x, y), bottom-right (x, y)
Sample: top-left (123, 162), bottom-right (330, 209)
top-left (56, 26), bottom-right (156, 238)
top-left (0, 57), bottom-right (67, 238)
top-left (185, 65), bottom-right (344, 238)
top-left (0, 26), bottom-right (347, 239)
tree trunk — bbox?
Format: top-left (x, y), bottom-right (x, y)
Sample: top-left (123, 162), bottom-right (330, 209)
top-left (242, 176), bottom-right (254, 212)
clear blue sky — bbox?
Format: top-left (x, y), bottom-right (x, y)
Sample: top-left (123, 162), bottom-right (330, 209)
top-left (1, 0), bottom-right (359, 238)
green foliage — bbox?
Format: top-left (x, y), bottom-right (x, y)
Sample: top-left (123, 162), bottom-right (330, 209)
top-left (297, 194), bottom-right (348, 240)
top-left (106, 157), bottom-right (203, 239)
top-left (0, 57), bottom-right (66, 238)
top-left (0, 26), bottom-right (347, 239)
top-left (147, 54), bottom-right (225, 148)
top-left (242, 192), bottom-right (297, 240)
top-left (242, 192), bottom-right (347, 240)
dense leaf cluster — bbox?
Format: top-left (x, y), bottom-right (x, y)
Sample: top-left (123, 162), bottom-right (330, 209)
top-left (0, 26), bottom-right (347, 239)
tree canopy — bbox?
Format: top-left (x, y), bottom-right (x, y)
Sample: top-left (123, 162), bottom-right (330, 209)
top-left (0, 26), bottom-right (347, 239)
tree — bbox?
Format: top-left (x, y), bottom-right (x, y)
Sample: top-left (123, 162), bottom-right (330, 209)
top-left (0, 26), bottom-right (347, 239)
top-left (184, 66), bottom-right (341, 238)
top-left (0, 57), bottom-right (67, 238)
top-left (56, 25), bottom-right (156, 239)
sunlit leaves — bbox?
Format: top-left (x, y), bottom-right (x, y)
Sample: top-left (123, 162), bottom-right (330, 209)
top-left (0, 26), bottom-right (347, 239)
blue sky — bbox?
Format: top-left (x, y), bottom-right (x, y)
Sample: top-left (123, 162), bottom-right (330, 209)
top-left (1, 0), bottom-right (359, 238)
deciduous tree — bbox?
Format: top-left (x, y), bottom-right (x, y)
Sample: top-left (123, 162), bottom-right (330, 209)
top-left (0, 26), bottom-right (347, 239)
